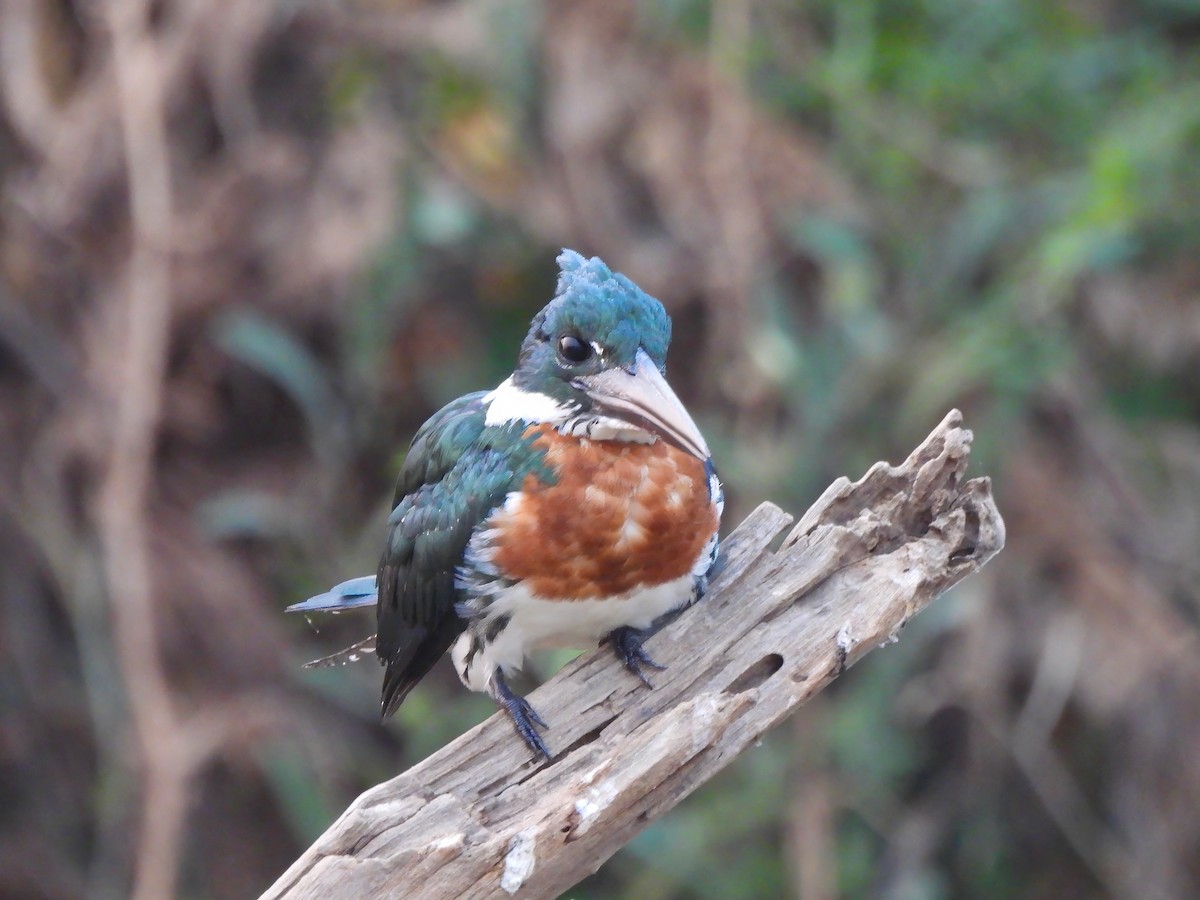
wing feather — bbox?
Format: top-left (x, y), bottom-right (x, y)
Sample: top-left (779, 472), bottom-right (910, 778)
top-left (375, 393), bottom-right (547, 717)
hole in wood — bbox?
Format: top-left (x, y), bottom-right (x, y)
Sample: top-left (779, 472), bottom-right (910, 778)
top-left (725, 653), bottom-right (783, 694)
top-left (949, 504), bottom-right (981, 562)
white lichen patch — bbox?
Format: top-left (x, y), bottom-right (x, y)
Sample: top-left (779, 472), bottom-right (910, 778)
top-left (500, 829), bottom-right (537, 894)
top-left (573, 779), bottom-right (618, 834)
top-left (832, 623), bottom-right (857, 676)
top-left (429, 832), bottom-right (464, 852)
top-left (836, 623), bottom-right (856, 655)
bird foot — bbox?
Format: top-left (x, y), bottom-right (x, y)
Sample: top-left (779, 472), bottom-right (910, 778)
top-left (492, 669), bottom-right (552, 761)
top-left (607, 626), bottom-right (666, 688)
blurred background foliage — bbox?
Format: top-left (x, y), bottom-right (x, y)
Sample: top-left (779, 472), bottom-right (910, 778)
top-left (1, 0), bottom-right (1199, 897)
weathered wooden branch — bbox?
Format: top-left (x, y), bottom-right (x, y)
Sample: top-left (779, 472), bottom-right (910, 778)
top-left (263, 409), bottom-right (1005, 900)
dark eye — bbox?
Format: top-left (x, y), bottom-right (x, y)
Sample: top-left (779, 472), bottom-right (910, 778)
top-left (557, 334), bottom-right (592, 364)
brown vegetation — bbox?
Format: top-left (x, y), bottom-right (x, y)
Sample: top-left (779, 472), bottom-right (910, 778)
top-left (2, 1), bottom-right (1198, 898)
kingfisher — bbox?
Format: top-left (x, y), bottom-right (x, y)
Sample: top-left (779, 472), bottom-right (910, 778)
top-left (288, 249), bottom-right (723, 759)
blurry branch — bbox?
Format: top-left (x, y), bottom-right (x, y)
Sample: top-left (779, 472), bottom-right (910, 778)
top-left (978, 613), bottom-right (1143, 899)
top-left (264, 410), bottom-right (1004, 899)
top-left (96, 4), bottom-right (282, 899)
top-left (704, 0), bottom-right (763, 367)
top-left (96, 3), bottom-right (180, 899)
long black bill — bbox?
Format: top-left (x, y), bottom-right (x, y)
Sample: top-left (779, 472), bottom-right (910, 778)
top-left (577, 348), bottom-right (710, 460)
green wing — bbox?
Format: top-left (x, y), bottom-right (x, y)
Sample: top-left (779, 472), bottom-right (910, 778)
top-left (390, 391), bottom-right (489, 506)
top-left (375, 392), bottom-right (544, 717)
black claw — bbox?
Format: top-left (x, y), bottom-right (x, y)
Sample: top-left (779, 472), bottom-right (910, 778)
top-left (522, 697), bottom-right (548, 730)
top-left (493, 669), bottom-right (552, 760)
top-left (608, 626), bottom-right (666, 688)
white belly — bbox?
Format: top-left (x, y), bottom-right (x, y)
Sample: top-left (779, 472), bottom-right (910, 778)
top-left (451, 572), bottom-right (695, 693)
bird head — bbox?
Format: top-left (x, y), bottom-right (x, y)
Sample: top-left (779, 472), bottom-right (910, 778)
top-left (492, 249), bottom-right (709, 460)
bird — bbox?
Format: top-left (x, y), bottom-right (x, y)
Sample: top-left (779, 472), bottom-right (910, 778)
top-left (288, 249), bottom-right (723, 759)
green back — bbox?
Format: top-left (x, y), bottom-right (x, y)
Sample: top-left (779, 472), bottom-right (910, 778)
top-left (375, 391), bottom-right (553, 715)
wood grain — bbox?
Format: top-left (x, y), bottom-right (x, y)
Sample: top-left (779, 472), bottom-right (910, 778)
top-left (263, 409), bottom-right (1005, 899)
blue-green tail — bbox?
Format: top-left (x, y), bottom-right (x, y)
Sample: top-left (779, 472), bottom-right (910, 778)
top-left (286, 575), bottom-right (377, 614)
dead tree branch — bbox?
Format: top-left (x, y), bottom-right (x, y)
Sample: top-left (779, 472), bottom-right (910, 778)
top-left (263, 409), bottom-right (1005, 900)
